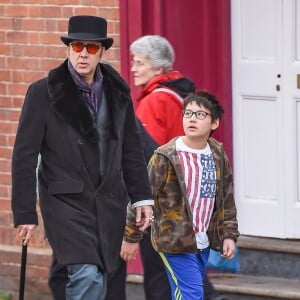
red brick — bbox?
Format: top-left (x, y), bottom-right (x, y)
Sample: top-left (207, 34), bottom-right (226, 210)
top-left (22, 19), bottom-right (44, 31)
top-left (0, 157), bottom-right (11, 173)
top-left (27, 32), bottom-right (41, 44)
top-left (0, 70), bottom-right (11, 82)
top-left (0, 18), bottom-right (11, 30)
top-left (0, 122), bottom-right (18, 134)
top-left (45, 47), bottom-right (65, 60)
top-left (8, 135), bottom-right (16, 147)
top-left (28, 6), bottom-right (42, 18)
top-left (40, 7), bottom-right (62, 18)
top-left (6, 31), bottom-right (29, 44)
top-left (0, 109), bottom-right (20, 122)
top-left (0, 199), bottom-right (12, 211)
top-left (74, 7), bottom-right (100, 16)
top-left (0, 172), bottom-right (12, 185)
top-left (40, 32), bottom-right (61, 45)
top-left (0, 211), bottom-right (13, 226)
top-left (11, 18), bottom-right (23, 31)
top-left (0, 97), bottom-right (14, 108)
top-left (0, 185), bottom-right (10, 198)
top-left (5, 6), bottom-right (29, 18)
top-left (7, 83), bottom-right (28, 97)
top-left (0, 82), bottom-right (7, 95)
top-left (93, 0), bottom-right (119, 5)
top-left (13, 97), bottom-right (24, 109)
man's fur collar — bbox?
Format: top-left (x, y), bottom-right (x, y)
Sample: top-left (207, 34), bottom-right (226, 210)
top-left (47, 60), bottom-right (130, 143)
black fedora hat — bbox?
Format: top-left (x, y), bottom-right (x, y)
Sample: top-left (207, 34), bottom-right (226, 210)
top-left (61, 15), bottom-right (113, 50)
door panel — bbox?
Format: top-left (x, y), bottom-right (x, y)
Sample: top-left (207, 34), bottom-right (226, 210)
top-left (232, 0), bottom-right (300, 238)
top-left (283, 0), bottom-right (300, 236)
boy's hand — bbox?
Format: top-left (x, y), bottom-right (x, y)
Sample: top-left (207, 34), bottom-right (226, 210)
top-left (221, 238), bottom-right (235, 259)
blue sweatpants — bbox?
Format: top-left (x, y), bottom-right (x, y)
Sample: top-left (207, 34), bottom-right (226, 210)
top-left (160, 247), bottom-right (210, 300)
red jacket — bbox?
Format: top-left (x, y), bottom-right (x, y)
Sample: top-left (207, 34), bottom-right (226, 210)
top-left (136, 71), bottom-right (195, 145)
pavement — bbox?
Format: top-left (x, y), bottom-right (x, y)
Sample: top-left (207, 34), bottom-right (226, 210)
top-left (126, 283), bottom-right (145, 300)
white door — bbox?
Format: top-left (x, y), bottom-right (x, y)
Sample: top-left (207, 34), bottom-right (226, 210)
top-left (231, 0), bottom-right (300, 238)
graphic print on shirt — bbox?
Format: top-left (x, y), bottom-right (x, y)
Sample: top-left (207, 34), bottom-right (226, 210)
top-left (178, 151), bottom-right (216, 233)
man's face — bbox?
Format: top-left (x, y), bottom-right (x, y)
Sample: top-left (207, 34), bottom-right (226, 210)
top-left (131, 54), bottom-right (163, 86)
top-left (67, 40), bottom-right (104, 84)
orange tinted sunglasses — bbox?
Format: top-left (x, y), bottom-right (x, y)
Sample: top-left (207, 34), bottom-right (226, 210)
top-left (70, 42), bottom-right (102, 54)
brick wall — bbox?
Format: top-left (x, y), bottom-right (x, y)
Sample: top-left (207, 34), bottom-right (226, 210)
top-left (0, 1), bottom-right (120, 298)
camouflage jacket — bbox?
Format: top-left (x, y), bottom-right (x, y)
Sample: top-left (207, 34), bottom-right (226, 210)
top-left (124, 137), bottom-right (239, 253)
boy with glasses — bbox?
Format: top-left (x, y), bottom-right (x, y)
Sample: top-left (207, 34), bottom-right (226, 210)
top-left (126, 90), bottom-right (239, 300)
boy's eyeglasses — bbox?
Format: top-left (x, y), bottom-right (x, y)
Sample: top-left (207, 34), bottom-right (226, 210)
top-left (182, 110), bottom-right (211, 120)
top-left (70, 42), bottom-right (102, 54)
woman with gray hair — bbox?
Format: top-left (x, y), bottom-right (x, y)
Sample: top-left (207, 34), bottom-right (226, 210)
top-left (121, 35), bottom-right (195, 300)
top-left (130, 34), bottom-right (175, 72)
top-left (129, 35), bottom-right (195, 145)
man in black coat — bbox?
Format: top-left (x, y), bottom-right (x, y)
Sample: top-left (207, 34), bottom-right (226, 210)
top-left (11, 15), bottom-right (153, 299)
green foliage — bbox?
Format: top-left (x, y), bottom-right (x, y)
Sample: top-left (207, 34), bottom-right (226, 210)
top-left (0, 291), bottom-right (12, 300)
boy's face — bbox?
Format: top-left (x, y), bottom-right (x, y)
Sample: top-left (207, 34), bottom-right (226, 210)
top-left (183, 102), bottom-right (219, 140)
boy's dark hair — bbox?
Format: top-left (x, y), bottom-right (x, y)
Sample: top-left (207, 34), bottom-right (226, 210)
top-left (183, 90), bottom-right (224, 121)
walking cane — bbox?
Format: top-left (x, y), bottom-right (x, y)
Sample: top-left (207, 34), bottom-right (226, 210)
top-left (19, 242), bottom-right (27, 300)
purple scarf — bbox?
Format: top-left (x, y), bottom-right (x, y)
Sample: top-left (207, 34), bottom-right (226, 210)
top-left (68, 60), bottom-right (103, 113)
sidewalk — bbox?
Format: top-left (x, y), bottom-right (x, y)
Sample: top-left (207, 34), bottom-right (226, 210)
top-left (126, 283), bottom-right (145, 300)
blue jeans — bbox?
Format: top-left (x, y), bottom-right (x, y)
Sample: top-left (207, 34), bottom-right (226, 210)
top-left (160, 247), bottom-right (210, 300)
top-left (66, 264), bottom-right (105, 300)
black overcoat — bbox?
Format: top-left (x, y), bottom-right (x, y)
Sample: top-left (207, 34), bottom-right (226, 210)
top-left (11, 60), bottom-right (152, 273)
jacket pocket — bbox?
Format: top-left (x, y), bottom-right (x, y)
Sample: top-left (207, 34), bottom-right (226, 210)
top-left (48, 179), bottom-right (84, 195)
top-left (207, 212), bottom-right (223, 252)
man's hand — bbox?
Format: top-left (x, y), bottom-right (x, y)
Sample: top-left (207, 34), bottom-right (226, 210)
top-left (135, 205), bottom-right (153, 232)
top-left (120, 241), bottom-right (139, 262)
top-left (17, 224), bottom-right (37, 246)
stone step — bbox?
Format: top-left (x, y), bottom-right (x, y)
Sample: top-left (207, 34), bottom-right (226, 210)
top-left (237, 235), bottom-right (300, 254)
top-left (237, 235), bottom-right (300, 279)
top-left (127, 272), bottom-right (300, 300)
top-left (208, 272), bottom-right (300, 300)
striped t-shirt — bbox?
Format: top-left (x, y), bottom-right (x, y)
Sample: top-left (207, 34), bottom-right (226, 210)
top-left (176, 137), bottom-right (216, 249)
